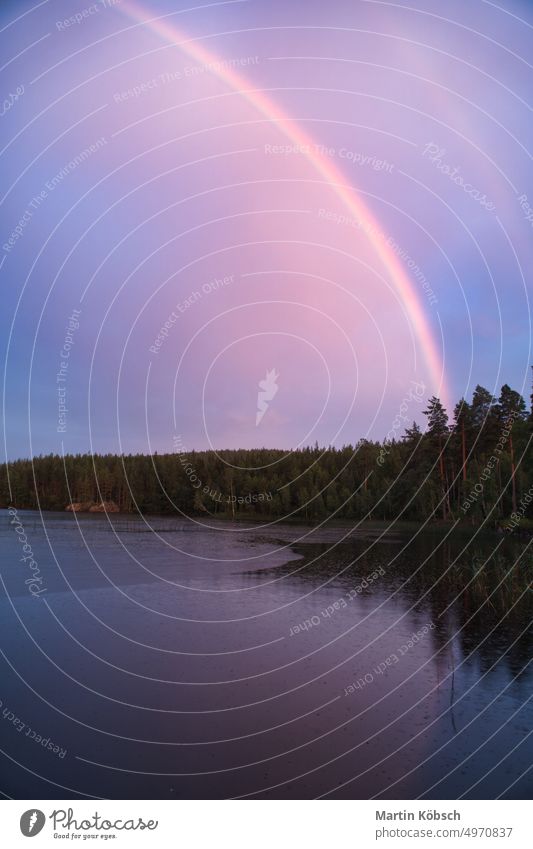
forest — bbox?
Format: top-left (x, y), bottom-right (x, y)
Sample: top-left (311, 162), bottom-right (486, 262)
top-left (2, 381), bottom-right (532, 527)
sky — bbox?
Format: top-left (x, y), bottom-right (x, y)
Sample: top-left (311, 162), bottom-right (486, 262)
top-left (1, 0), bottom-right (532, 459)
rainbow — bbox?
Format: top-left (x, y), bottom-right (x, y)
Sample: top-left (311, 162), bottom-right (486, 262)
top-left (121, 1), bottom-right (450, 411)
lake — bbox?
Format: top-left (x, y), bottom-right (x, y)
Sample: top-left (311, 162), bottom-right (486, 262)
top-left (0, 509), bottom-right (531, 799)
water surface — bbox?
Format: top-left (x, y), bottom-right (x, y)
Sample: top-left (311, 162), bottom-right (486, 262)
top-left (0, 510), bottom-right (531, 799)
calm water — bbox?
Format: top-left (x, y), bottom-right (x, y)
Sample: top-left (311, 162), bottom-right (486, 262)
top-left (0, 509), bottom-right (531, 799)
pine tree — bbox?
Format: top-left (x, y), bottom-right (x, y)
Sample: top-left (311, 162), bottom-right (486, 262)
top-left (453, 398), bottom-right (471, 483)
top-left (423, 396), bottom-right (449, 518)
top-left (529, 366), bottom-right (533, 428)
top-left (402, 421), bottom-right (422, 444)
top-left (497, 384), bottom-right (527, 513)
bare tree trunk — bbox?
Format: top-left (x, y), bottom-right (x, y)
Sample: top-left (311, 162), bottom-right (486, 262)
top-left (461, 421), bottom-right (467, 481)
top-left (439, 435), bottom-right (447, 519)
top-left (230, 479), bottom-right (235, 519)
top-left (510, 434), bottom-right (517, 513)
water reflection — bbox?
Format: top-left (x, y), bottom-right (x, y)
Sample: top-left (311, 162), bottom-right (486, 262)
top-left (0, 512), bottom-right (531, 799)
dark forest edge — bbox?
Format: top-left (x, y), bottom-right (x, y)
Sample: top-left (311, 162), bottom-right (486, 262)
top-left (2, 381), bottom-right (533, 531)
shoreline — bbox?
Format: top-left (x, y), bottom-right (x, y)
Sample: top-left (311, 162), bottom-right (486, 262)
top-left (2, 505), bottom-right (531, 539)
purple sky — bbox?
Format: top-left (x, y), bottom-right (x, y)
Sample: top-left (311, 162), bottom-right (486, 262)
top-left (1, 0), bottom-right (532, 458)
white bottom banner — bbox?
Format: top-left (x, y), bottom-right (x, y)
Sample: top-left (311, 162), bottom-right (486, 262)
top-left (0, 800), bottom-right (529, 848)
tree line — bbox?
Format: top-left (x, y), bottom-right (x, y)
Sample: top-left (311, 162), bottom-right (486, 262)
top-left (1, 379), bottom-right (532, 526)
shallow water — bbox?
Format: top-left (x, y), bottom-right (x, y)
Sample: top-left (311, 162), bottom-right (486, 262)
top-left (0, 509), bottom-right (531, 799)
